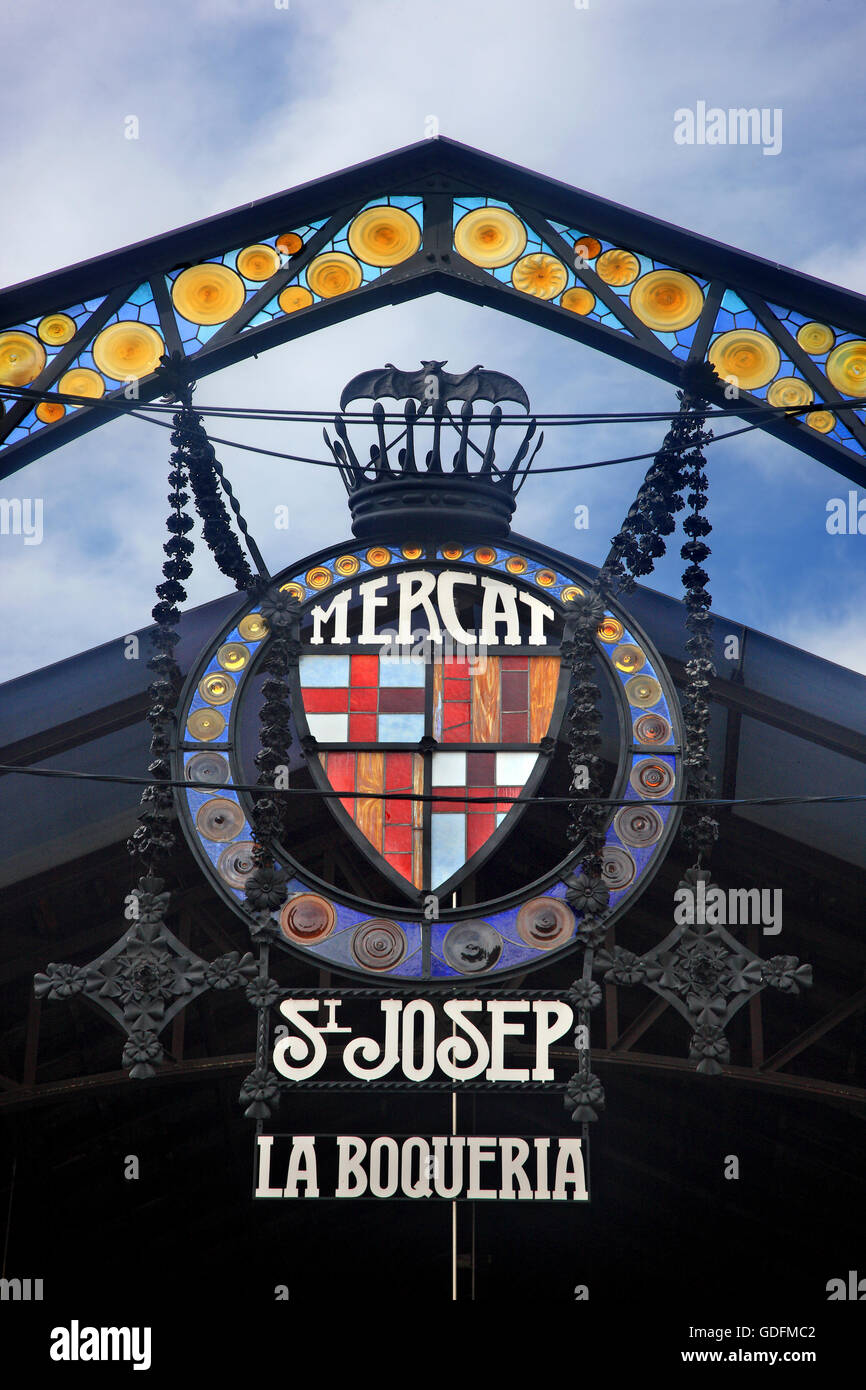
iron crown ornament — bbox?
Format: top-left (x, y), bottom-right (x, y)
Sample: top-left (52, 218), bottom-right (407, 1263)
top-left (325, 360), bottom-right (543, 543)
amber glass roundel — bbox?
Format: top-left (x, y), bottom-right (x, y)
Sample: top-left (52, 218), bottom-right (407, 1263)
top-left (512, 253), bottom-right (568, 300)
top-left (826, 340), bottom-right (866, 397)
top-left (366, 547), bottom-right (391, 568)
top-left (217, 642), bottom-right (250, 672)
top-left (187, 708), bottom-right (226, 742)
top-left (306, 566), bottom-right (332, 589)
top-left (0, 331), bottom-right (46, 386)
top-left (92, 322), bottom-right (164, 380)
top-left (796, 322), bottom-right (834, 355)
top-left (807, 409), bottom-right (836, 434)
top-left (454, 207), bottom-right (527, 268)
top-left (37, 313), bottom-right (76, 345)
top-left (334, 554), bottom-right (361, 577)
top-left (560, 287), bottom-right (595, 316)
top-left (598, 618), bottom-right (624, 644)
top-left (280, 894), bottom-right (336, 944)
top-left (767, 377), bottom-right (813, 409)
top-left (347, 206), bottom-right (421, 267)
top-left (625, 674), bottom-right (662, 709)
top-left (596, 249), bottom-right (640, 286)
top-left (630, 270), bottom-right (703, 331)
top-left (238, 613), bottom-right (268, 642)
top-left (278, 286), bottom-right (313, 315)
top-left (613, 643), bottom-right (646, 673)
top-left (708, 330), bottom-right (781, 391)
top-left (172, 264), bottom-right (246, 325)
top-left (197, 671), bottom-right (236, 706)
top-left (58, 367), bottom-right (104, 400)
top-left (276, 232), bottom-right (303, 258)
top-left (237, 244), bottom-right (280, 281)
top-left (306, 252), bottom-right (363, 298)
top-left (573, 236), bottom-right (601, 261)
top-left (36, 401), bottom-right (65, 423)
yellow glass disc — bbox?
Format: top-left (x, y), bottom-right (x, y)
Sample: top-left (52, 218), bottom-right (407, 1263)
top-left (335, 554), bottom-right (361, 576)
top-left (598, 617), bottom-right (624, 643)
top-left (306, 252), bottom-right (363, 298)
top-left (279, 581), bottom-right (305, 601)
top-left (474, 546), bottom-right (496, 564)
top-left (238, 613), bottom-right (268, 641)
top-left (441, 546), bottom-right (464, 560)
top-left (596, 249), bottom-right (640, 286)
top-left (237, 244), bottom-right (280, 281)
top-left (630, 270), bottom-right (703, 331)
top-left (217, 642), bottom-right (250, 672)
top-left (625, 675), bottom-right (662, 709)
top-left (535, 569), bottom-right (557, 587)
top-left (306, 567), bottom-right (332, 589)
top-left (826, 340), bottom-right (866, 397)
top-left (92, 322), bottom-right (164, 381)
top-left (453, 207), bottom-right (527, 268)
top-left (560, 287), bottom-right (595, 316)
top-left (347, 206), bottom-right (421, 267)
top-left (0, 331), bottom-right (46, 386)
top-left (276, 232), bottom-right (303, 257)
top-left (573, 236), bottom-right (601, 261)
top-left (505, 556), bottom-right (528, 574)
top-left (37, 313), bottom-right (76, 345)
top-left (613, 643), bottom-right (646, 674)
top-left (401, 545), bottom-right (423, 560)
top-left (512, 253), bottom-right (568, 300)
top-left (797, 321), bottom-right (834, 355)
top-left (807, 410), bottom-right (836, 434)
top-left (57, 367), bottom-right (105, 400)
top-left (366, 547), bottom-right (391, 568)
top-left (36, 401), bottom-right (65, 423)
top-left (198, 672), bottom-right (236, 706)
top-left (766, 377), bottom-right (813, 409)
top-left (278, 286), bottom-right (313, 315)
top-left (561, 586), bottom-right (585, 603)
top-left (187, 708), bottom-right (226, 742)
top-left (708, 330), bottom-right (781, 391)
top-left (172, 263), bottom-right (246, 325)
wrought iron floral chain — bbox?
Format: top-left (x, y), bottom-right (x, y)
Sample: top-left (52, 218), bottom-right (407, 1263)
top-left (33, 357), bottom-right (289, 1083)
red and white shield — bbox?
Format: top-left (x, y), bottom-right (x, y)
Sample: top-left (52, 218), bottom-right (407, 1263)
top-left (297, 647), bottom-right (563, 896)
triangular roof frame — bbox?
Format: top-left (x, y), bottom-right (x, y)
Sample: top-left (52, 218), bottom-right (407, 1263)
top-left (2, 136), bottom-right (865, 483)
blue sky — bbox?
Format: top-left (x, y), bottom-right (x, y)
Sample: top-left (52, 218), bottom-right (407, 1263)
top-left (1, 0), bottom-right (866, 680)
